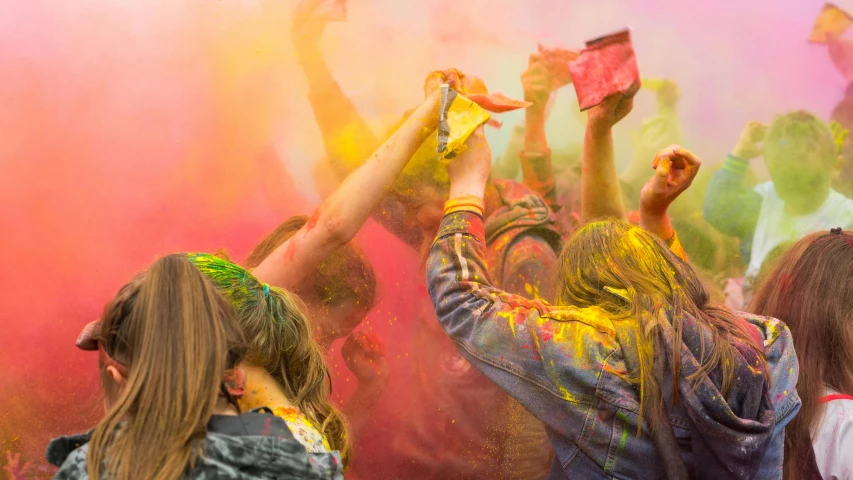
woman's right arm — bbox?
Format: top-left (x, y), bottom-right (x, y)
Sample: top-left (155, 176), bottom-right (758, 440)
top-left (252, 93), bottom-right (439, 289)
top-left (293, 5), bottom-right (380, 178)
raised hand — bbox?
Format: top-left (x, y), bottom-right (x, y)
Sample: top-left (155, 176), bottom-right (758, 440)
top-left (657, 79), bottom-right (680, 114)
top-left (639, 145), bottom-right (702, 218)
top-left (341, 330), bottom-right (389, 385)
top-left (292, 0), bottom-right (340, 52)
top-left (2, 452), bottom-right (32, 480)
top-left (521, 53), bottom-right (553, 110)
top-left (424, 68), bottom-right (489, 99)
top-left (446, 125), bottom-right (492, 200)
top-left (731, 121), bottom-right (767, 160)
top-left (587, 89), bottom-right (636, 134)
top-left (827, 33), bottom-right (853, 82)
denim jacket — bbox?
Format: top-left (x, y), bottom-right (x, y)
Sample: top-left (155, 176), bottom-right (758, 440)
top-left (427, 212), bottom-right (800, 480)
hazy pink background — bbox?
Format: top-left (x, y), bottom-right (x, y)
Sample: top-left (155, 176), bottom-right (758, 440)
top-left (0, 0), bottom-right (846, 476)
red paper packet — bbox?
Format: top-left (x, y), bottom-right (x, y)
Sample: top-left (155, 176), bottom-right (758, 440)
top-left (538, 43), bottom-right (579, 90)
top-left (568, 29), bottom-right (641, 111)
top-left (809, 3), bottom-right (853, 44)
top-left (425, 69), bottom-right (530, 114)
top-left (467, 90), bottom-right (532, 113)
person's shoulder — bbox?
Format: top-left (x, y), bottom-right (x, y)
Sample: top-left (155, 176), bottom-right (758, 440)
top-left (829, 188), bottom-right (853, 211)
top-left (820, 390), bottom-right (853, 417)
top-left (736, 312), bottom-right (787, 342)
top-left (736, 312), bottom-right (797, 372)
top-left (50, 442), bottom-right (90, 479)
top-left (200, 431), bottom-right (343, 479)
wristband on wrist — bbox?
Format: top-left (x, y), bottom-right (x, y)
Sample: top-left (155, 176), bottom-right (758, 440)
top-left (444, 195), bottom-right (485, 216)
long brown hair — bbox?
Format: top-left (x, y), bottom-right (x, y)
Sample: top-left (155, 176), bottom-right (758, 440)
top-left (749, 230), bottom-right (853, 479)
top-left (245, 215), bottom-right (376, 312)
top-left (87, 254), bottom-right (246, 480)
top-left (188, 253), bottom-right (352, 466)
top-left (557, 220), bottom-right (767, 433)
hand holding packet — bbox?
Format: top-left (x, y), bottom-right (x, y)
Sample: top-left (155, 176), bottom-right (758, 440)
top-left (423, 70), bottom-right (530, 159)
top-left (568, 29), bottom-right (641, 111)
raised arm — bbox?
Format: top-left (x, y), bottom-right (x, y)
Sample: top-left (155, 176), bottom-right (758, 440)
top-left (518, 53), bottom-right (558, 209)
top-left (703, 122), bottom-right (764, 238)
top-left (251, 92), bottom-right (440, 289)
top-left (293, 1), bottom-right (380, 178)
top-left (581, 91), bottom-right (636, 222)
top-left (639, 145), bottom-right (703, 262)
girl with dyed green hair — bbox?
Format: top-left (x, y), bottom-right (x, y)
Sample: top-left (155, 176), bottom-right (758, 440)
top-left (187, 252), bottom-right (351, 465)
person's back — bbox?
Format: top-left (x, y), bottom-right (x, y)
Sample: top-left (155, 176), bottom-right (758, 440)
top-left (750, 229), bottom-right (853, 480)
top-left (428, 217), bottom-right (799, 479)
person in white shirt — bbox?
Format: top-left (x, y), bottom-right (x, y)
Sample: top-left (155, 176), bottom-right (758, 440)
top-left (750, 228), bottom-right (853, 479)
top-left (704, 112), bottom-right (853, 298)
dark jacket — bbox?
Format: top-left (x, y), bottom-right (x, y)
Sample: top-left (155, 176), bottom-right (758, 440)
top-left (427, 211), bottom-right (801, 479)
top-left (46, 409), bottom-right (344, 479)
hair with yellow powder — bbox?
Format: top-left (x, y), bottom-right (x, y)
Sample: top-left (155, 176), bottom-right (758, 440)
top-left (556, 220), bottom-right (767, 435)
top-left (186, 253), bottom-right (352, 466)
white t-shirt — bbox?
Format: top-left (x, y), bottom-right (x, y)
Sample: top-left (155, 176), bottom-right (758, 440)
top-left (813, 388), bottom-right (853, 480)
top-left (745, 182), bottom-right (853, 279)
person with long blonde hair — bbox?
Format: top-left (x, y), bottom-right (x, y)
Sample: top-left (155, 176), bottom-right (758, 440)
top-left (750, 229), bottom-right (853, 479)
top-left (50, 254), bottom-right (343, 479)
top-left (186, 252), bottom-right (352, 466)
top-left (426, 126), bottom-right (800, 479)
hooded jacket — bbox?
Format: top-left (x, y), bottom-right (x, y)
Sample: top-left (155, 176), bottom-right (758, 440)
top-left (484, 179), bottom-right (563, 289)
top-left (426, 211), bottom-right (800, 480)
top-left (46, 409), bottom-right (343, 480)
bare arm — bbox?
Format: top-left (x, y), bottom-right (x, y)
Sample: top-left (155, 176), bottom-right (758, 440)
top-left (580, 92), bottom-right (634, 222)
top-left (639, 145), bottom-right (703, 262)
top-left (252, 94), bottom-right (440, 289)
top-left (293, 4), bottom-right (381, 179)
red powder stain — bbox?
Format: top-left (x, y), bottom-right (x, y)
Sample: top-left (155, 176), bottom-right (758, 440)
top-left (306, 206), bottom-right (322, 232)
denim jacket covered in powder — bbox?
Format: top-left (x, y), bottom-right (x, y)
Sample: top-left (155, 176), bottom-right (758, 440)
top-left (426, 212), bottom-right (800, 480)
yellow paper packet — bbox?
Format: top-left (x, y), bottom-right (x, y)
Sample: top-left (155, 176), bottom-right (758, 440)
top-left (435, 84), bottom-right (491, 160)
top-left (810, 3), bottom-right (853, 44)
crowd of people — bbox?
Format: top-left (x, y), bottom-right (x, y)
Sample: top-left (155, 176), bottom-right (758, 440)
top-left (31, 2), bottom-right (853, 480)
